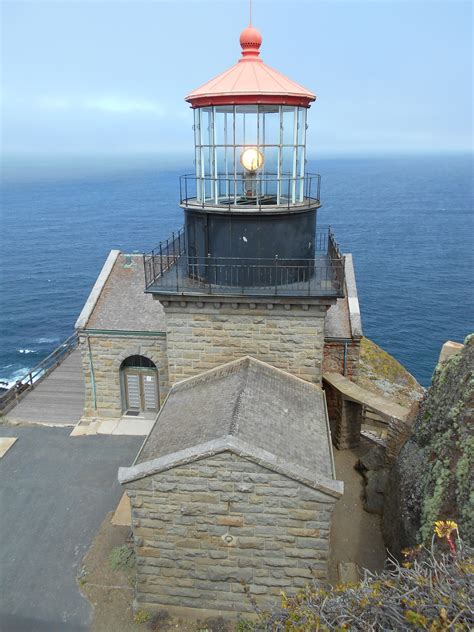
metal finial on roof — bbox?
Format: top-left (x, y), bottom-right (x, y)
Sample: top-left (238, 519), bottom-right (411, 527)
top-left (239, 25), bottom-right (262, 61)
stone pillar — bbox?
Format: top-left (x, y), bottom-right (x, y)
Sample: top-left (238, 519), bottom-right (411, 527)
top-left (324, 382), bottom-right (362, 450)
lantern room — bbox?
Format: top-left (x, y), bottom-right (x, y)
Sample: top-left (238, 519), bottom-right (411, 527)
top-left (143, 24), bottom-right (345, 299)
top-left (183, 26), bottom-right (319, 209)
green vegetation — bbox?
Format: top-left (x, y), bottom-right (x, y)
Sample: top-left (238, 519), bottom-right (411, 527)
top-left (414, 336), bottom-right (473, 546)
top-left (133, 610), bottom-right (151, 624)
top-left (109, 544), bottom-right (136, 571)
top-left (357, 337), bottom-right (424, 408)
top-left (240, 543), bottom-right (473, 631)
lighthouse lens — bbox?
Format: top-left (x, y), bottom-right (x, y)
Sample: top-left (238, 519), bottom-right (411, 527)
top-left (240, 147), bottom-right (264, 172)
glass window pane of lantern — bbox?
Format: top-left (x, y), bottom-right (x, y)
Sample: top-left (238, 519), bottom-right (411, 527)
top-left (297, 107), bottom-right (306, 146)
top-left (194, 109), bottom-right (201, 148)
top-left (261, 106), bottom-right (280, 146)
top-left (201, 146), bottom-right (212, 178)
top-left (282, 106), bottom-right (296, 146)
top-left (200, 108), bottom-right (213, 146)
top-left (281, 146), bottom-right (294, 177)
top-left (264, 145), bottom-right (278, 181)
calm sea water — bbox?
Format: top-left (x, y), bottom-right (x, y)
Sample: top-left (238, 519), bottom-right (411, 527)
top-left (1, 153), bottom-right (472, 388)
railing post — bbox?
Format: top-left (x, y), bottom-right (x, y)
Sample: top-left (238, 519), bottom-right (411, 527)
top-left (207, 253), bottom-right (212, 294)
top-left (274, 255), bottom-right (278, 295)
top-left (159, 243), bottom-right (163, 277)
top-left (175, 253), bottom-right (179, 292)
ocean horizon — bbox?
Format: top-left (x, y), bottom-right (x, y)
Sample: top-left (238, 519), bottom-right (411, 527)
top-left (1, 151), bottom-right (473, 388)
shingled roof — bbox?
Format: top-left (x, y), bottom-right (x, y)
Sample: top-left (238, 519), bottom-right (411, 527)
top-left (119, 357), bottom-right (342, 497)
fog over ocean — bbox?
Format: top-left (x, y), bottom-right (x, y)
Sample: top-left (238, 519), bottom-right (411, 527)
top-left (1, 153), bottom-right (472, 388)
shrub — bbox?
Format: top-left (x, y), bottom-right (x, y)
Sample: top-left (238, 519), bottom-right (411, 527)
top-left (108, 544), bottom-right (135, 571)
top-left (244, 542), bottom-right (473, 631)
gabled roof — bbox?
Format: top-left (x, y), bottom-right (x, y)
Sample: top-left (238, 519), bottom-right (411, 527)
top-left (185, 26), bottom-right (316, 108)
top-left (118, 356), bottom-right (342, 498)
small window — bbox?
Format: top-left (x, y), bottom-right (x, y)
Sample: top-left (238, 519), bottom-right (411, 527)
top-left (121, 355), bottom-right (156, 369)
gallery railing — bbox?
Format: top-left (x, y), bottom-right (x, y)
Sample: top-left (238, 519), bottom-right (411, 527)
top-left (144, 226), bottom-right (345, 298)
top-left (179, 173), bottom-right (321, 210)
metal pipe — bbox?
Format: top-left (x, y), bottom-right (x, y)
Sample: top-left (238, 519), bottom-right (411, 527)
top-left (87, 335), bottom-right (97, 410)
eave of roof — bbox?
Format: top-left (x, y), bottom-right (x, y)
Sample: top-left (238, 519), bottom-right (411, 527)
top-left (118, 435), bottom-right (343, 498)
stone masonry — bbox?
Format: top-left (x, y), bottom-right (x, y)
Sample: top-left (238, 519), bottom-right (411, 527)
top-left (79, 333), bottom-right (168, 419)
top-left (324, 382), bottom-right (362, 449)
top-left (164, 302), bottom-right (327, 386)
top-left (322, 339), bottom-right (361, 380)
top-left (125, 452), bottom-right (337, 615)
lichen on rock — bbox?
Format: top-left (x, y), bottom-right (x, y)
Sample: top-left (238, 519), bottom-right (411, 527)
top-left (383, 334), bottom-right (474, 556)
top-left (357, 337), bottom-right (424, 409)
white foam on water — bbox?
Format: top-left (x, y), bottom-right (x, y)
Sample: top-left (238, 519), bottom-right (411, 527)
top-left (0, 367), bottom-right (31, 388)
top-left (18, 349), bottom-right (37, 354)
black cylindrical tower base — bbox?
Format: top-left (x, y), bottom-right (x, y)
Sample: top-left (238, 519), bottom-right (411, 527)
top-left (184, 207), bottom-right (317, 288)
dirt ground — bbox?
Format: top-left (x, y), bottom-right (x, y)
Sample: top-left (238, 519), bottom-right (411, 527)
top-left (78, 513), bottom-right (241, 632)
top-left (80, 439), bottom-right (386, 631)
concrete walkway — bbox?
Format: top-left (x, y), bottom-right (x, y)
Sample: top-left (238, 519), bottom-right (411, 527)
top-left (0, 425), bottom-right (142, 632)
top-left (323, 371), bottom-right (409, 421)
top-left (5, 350), bottom-right (85, 426)
top-left (329, 437), bottom-right (387, 582)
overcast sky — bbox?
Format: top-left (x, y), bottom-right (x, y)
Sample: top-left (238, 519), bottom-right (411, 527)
top-left (1, 0), bottom-right (472, 156)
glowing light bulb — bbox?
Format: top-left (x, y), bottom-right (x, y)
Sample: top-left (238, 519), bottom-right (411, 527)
top-left (240, 147), bottom-right (264, 172)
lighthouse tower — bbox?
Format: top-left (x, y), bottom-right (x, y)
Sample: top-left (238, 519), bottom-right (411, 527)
top-left (144, 25), bottom-right (346, 386)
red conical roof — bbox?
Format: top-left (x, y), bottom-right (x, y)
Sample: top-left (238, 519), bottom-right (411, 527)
top-left (185, 26), bottom-right (316, 108)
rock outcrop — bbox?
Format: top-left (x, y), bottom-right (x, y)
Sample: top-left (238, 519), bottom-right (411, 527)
top-left (383, 335), bottom-right (474, 557)
top-left (357, 337), bottom-right (424, 408)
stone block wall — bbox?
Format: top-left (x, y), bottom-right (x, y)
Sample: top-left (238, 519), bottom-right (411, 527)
top-left (322, 339), bottom-right (361, 380)
top-left (78, 333), bottom-right (168, 419)
top-left (164, 303), bottom-right (327, 387)
top-left (125, 451), bottom-right (336, 615)
top-left (324, 382), bottom-right (362, 449)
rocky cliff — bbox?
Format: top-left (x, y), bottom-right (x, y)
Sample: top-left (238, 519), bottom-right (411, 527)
top-left (383, 335), bottom-right (474, 556)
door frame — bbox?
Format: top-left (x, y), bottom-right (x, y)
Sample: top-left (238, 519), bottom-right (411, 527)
top-left (122, 367), bottom-right (159, 414)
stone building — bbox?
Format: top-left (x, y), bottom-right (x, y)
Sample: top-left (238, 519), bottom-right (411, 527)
top-left (119, 356), bottom-right (343, 615)
top-left (73, 20), bottom-right (366, 615)
top-left (74, 250), bottom-right (361, 422)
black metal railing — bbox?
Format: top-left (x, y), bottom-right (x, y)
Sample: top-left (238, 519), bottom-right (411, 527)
top-left (0, 332), bottom-right (79, 415)
top-left (180, 173), bottom-right (321, 211)
top-left (143, 227), bottom-right (186, 286)
top-left (143, 226), bottom-right (345, 298)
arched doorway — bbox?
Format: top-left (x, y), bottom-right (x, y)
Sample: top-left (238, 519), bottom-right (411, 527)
top-left (120, 355), bottom-right (159, 415)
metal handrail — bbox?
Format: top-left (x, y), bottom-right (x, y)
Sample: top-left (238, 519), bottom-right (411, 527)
top-left (179, 173), bottom-right (321, 211)
top-left (0, 332), bottom-right (79, 414)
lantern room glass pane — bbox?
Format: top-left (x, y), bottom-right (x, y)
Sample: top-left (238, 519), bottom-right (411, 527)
top-left (297, 107), bottom-right (306, 146)
top-left (282, 106), bottom-right (296, 145)
top-left (200, 108), bottom-right (213, 146)
top-left (281, 146), bottom-right (294, 176)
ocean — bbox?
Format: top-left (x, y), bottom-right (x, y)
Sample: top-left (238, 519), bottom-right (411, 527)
top-left (1, 153), bottom-right (472, 388)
